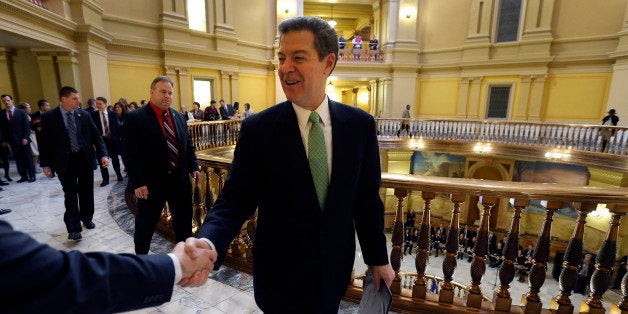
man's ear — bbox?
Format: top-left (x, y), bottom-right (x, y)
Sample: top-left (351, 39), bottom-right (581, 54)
top-left (324, 53), bottom-right (337, 75)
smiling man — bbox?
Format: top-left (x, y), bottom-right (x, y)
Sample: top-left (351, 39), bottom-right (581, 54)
top-left (186, 16), bottom-right (394, 313)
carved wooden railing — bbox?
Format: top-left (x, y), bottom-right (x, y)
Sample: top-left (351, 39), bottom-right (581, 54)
top-left (338, 48), bottom-right (383, 63)
top-left (377, 118), bottom-right (628, 156)
top-left (189, 150), bottom-right (628, 314)
top-left (187, 120), bottom-right (242, 152)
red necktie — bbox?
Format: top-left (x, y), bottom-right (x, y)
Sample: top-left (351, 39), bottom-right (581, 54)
top-left (162, 110), bottom-right (180, 169)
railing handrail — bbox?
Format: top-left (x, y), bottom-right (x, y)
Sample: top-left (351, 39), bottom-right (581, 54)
top-left (375, 117), bottom-right (627, 129)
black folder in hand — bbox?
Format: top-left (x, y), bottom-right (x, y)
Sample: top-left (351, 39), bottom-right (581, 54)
top-left (357, 273), bottom-right (392, 314)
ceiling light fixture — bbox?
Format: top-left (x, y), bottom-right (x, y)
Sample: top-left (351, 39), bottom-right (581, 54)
top-left (328, 4), bottom-right (337, 28)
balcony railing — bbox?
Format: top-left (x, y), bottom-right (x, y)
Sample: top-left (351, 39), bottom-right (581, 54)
top-left (124, 119), bottom-right (628, 313)
top-left (187, 154), bottom-right (628, 313)
top-left (377, 118), bottom-right (628, 155)
top-left (25, 0), bottom-right (46, 9)
top-left (338, 48), bottom-right (383, 63)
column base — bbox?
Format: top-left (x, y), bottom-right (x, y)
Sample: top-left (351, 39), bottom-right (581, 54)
top-left (439, 288), bottom-right (454, 304)
top-left (492, 291), bottom-right (512, 312)
top-left (580, 300), bottom-right (606, 314)
top-left (390, 279), bottom-right (401, 295)
top-left (465, 291), bottom-right (483, 309)
top-left (412, 284), bottom-right (426, 299)
top-left (521, 294), bottom-right (542, 314)
top-left (550, 297), bottom-right (574, 314)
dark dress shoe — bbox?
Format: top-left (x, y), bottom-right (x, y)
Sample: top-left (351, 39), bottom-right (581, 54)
top-left (117, 175), bottom-right (124, 181)
top-left (0, 180), bottom-right (8, 186)
top-left (100, 181), bottom-right (109, 187)
top-left (68, 232), bottom-right (82, 240)
top-left (28, 178), bottom-right (36, 183)
top-left (83, 221), bottom-right (96, 229)
top-left (4, 175), bottom-right (12, 182)
top-left (0, 208), bottom-right (11, 215)
top-left (16, 178), bottom-right (28, 183)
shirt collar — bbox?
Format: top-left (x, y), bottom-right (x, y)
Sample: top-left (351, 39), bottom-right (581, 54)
top-left (149, 102), bottom-right (168, 116)
top-left (59, 105), bottom-right (73, 115)
top-left (292, 96), bottom-right (331, 129)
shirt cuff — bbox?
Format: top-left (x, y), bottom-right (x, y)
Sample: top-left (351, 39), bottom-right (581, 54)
top-left (199, 238), bottom-right (216, 252)
top-left (167, 253), bottom-right (183, 286)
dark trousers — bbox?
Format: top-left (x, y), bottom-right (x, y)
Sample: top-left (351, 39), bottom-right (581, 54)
top-left (573, 275), bottom-right (590, 295)
top-left (99, 136), bottom-right (121, 182)
top-left (134, 170), bottom-right (193, 254)
top-left (0, 145), bottom-right (9, 176)
top-left (58, 152), bottom-right (94, 233)
top-left (11, 142), bottom-right (35, 180)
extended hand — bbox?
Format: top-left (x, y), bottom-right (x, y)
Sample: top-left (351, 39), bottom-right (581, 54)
top-left (371, 264), bottom-right (395, 292)
top-left (134, 186), bottom-right (149, 199)
top-left (173, 239), bottom-right (217, 287)
top-left (43, 167), bottom-right (53, 178)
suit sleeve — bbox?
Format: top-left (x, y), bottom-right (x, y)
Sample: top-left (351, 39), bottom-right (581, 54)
top-left (19, 110), bottom-right (30, 141)
top-left (122, 112), bottom-right (146, 189)
top-left (87, 113), bottom-right (108, 158)
top-left (353, 116), bottom-right (389, 266)
top-left (39, 112), bottom-right (52, 168)
top-left (0, 220), bottom-right (175, 313)
top-left (197, 118), bottom-right (259, 268)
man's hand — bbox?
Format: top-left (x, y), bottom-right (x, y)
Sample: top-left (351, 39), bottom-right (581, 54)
top-left (43, 167), bottom-right (53, 178)
top-left (172, 240), bottom-right (217, 287)
top-left (371, 264), bottom-right (395, 292)
top-left (21, 138), bottom-right (28, 145)
top-left (134, 186), bottom-right (149, 199)
top-left (100, 157), bottom-right (110, 168)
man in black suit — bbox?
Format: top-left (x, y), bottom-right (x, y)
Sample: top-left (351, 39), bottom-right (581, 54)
top-left (122, 76), bottom-right (200, 255)
top-left (185, 16), bottom-right (394, 313)
top-left (93, 96), bottom-right (123, 186)
top-left (218, 99), bottom-right (230, 120)
top-left (0, 219), bottom-right (216, 313)
top-left (84, 98), bottom-right (96, 113)
top-left (40, 86), bottom-right (110, 240)
top-left (1, 94), bottom-right (36, 182)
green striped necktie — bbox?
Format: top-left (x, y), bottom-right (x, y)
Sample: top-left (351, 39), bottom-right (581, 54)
top-left (308, 111), bottom-right (328, 210)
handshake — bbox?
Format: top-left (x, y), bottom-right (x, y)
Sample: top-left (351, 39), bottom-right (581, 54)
top-left (171, 238), bottom-right (218, 287)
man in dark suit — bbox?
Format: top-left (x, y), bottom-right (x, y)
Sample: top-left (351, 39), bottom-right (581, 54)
top-left (40, 86), bottom-right (110, 240)
top-left (185, 16), bottom-right (394, 313)
top-left (92, 96), bottom-right (123, 186)
top-left (0, 219), bottom-right (216, 313)
top-left (218, 99), bottom-right (230, 120)
top-left (122, 76), bottom-right (200, 255)
top-left (1, 94), bottom-right (36, 182)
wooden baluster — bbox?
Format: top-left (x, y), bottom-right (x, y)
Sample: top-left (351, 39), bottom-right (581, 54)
top-left (191, 172), bottom-right (206, 235)
top-left (583, 208), bottom-right (626, 313)
top-left (439, 193), bottom-right (464, 304)
top-left (413, 191), bottom-right (435, 299)
top-left (493, 198), bottom-right (528, 312)
top-left (465, 196), bottom-right (496, 309)
top-left (245, 213), bottom-right (256, 262)
top-left (522, 200), bottom-right (560, 314)
top-left (390, 188), bottom-right (407, 295)
top-left (615, 270), bottom-right (628, 312)
top-left (204, 167), bottom-right (214, 211)
top-left (215, 167), bottom-right (225, 194)
top-left (551, 202), bottom-right (595, 313)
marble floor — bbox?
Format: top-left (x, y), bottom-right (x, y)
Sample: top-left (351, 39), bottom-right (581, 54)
top-left (0, 164), bottom-right (621, 313)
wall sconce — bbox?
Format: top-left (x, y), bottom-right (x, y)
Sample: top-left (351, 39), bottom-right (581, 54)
top-left (402, 7), bottom-right (415, 20)
top-left (473, 143), bottom-right (491, 154)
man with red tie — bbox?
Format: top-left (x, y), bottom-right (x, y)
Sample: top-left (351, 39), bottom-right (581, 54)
top-left (92, 97), bottom-right (123, 187)
top-left (0, 94), bottom-right (36, 183)
top-left (122, 76), bottom-right (200, 254)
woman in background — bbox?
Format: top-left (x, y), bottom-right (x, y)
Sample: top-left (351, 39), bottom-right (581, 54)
top-left (191, 102), bottom-right (204, 121)
top-left (113, 102), bottom-right (127, 172)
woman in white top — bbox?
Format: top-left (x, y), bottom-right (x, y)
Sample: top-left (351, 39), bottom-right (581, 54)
top-left (243, 103), bottom-right (254, 119)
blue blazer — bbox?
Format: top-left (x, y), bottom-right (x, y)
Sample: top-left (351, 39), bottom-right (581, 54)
top-left (198, 100), bottom-right (389, 312)
top-left (0, 220), bottom-right (174, 313)
top-left (39, 107), bottom-right (108, 176)
top-left (0, 108), bottom-right (31, 144)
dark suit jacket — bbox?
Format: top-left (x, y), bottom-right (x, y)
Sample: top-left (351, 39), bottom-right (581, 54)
top-left (198, 100), bottom-right (389, 312)
top-left (39, 107), bottom-right (108, 176)
top-left (0, 108), bottom-right (31, 144)
top-left (0, 220), bottom-right (174, 313)
top-left (219, 106), bottom-right (229, 120)
top-left (91, 109), bottom-right (120, 139)
top-left (122, 104), bottom-right (199, 193)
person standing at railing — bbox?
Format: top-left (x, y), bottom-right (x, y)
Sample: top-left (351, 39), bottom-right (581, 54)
top-left (397, 104), bottom-right (411, 137)
top-left (352, 34), bottom-right (362, 60)
top-left (185, 16), bottom-right (394, 313)
top-left (602, 108), bottom-right (619, 151)
top-left (203, 100), bottom-right (220, 121)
